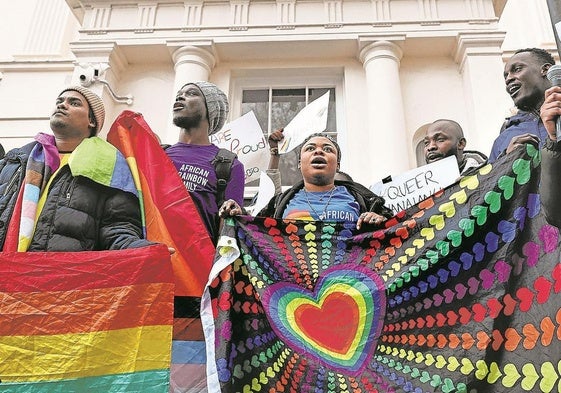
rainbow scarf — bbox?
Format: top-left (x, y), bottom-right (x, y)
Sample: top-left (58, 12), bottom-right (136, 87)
top-left (203, 144), bottom-right (561, 392)
top-left (16, 133), bottom-right (59, 251)
top-left (12, 133), bottom-right (138, 252)
top-left (0, 245), bottom-right (174, 391)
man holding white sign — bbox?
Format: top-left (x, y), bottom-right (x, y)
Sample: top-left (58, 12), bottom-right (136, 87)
top-left (372, 119), bottom-right (486, 214)
top-left (423, 119), bottom-right (487, 176)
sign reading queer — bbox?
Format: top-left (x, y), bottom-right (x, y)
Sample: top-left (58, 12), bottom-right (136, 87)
top-left (210, 111), bottom-right (269, 183)
top-left (370, 156), bottom-right (460, 213)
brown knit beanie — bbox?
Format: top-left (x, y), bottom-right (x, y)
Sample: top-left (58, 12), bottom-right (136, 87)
top-left (59, 86), bottom-right (105, 134)
top-left (182, 81), bottom-right (229, 135)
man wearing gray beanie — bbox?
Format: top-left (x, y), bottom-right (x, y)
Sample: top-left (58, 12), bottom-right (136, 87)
top-left (0, 86), bottom-right (151, 252)
top-left (166, 81), bottom-right (245, 247)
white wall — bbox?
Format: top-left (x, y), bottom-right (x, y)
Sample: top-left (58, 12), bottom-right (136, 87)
top-left (0, 0), bottom-right (558, 181)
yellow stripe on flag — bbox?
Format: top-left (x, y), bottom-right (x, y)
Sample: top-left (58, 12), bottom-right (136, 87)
top-left (0, 325), bottom-right (172, 382)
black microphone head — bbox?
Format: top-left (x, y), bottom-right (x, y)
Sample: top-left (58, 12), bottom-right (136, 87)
top-left (547, 64), bottom-right (561, 86)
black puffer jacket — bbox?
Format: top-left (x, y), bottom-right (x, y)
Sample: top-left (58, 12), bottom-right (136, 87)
top-left (0, 142), bottom-right (149, 251)
top-left (260, 179), bottom-right (394, 219)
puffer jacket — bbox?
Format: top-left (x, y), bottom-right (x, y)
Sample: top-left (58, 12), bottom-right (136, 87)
top-left (0, 142), bottom-right (149, 251)
top-left (261, 179), bottom-right (394, 219)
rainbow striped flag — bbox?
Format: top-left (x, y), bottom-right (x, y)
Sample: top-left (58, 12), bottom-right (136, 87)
top-left (0, 244), bottom-right (174, 392)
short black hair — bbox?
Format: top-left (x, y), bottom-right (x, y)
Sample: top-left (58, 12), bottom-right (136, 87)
top-left (298, 132), bottom-right (341, 166)
top-left (514, 48), bottom-right (555, 66)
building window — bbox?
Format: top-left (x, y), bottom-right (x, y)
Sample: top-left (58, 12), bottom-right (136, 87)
top-left (241, 86), bottom-right (337, 187)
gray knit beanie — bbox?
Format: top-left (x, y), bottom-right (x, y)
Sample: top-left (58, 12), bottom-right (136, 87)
top-left (59, 86), bottom-right (105, 134)
top-left (182, 81), bottom-right (229, 135)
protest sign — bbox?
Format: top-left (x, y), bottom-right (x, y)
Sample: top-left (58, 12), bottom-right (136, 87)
top-left (245, 171), bottom-right (276, 216)
top-left (370, 156), bottom-right (460, 213)
top-left (211, 111), bottom-right (269, 183)
top-left (278, 91), bottom-right (330, 154)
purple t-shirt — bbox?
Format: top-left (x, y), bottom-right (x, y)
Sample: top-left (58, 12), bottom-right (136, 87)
top-left (166, 143), bottom-right (244, 240)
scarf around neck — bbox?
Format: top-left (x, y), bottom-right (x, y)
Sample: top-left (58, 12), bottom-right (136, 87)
top-left (7, 133), bottom-right (139, 252)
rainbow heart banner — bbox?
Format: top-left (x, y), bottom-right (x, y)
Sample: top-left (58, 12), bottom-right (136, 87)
top-left (202, 144), bottom-right (561, 392)
top-left (0, 244), bottom-right (174, 392)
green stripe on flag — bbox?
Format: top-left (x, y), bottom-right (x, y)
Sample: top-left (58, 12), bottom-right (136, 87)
top-left (0, 369), bottom-right (170, 393)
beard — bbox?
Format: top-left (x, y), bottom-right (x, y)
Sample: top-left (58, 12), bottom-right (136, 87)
top-left (173, 112), bottom-right (204, 130)
top-left (50, 117), bottom-right (67, 130)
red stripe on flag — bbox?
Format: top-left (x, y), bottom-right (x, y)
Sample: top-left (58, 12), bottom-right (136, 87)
top-left (0, 244), bottom-right (172, 292)
top-left (0, 282), bottom-right (173, 336)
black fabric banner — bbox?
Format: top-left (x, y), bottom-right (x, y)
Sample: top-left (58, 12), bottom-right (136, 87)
top-left (203, 145), bottom-right (561, 392)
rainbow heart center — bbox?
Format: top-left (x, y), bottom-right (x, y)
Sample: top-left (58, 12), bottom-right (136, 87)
top-left (262, 264), bottom-right (386, 375)
top-left (294, 292), bottom-right (359, 354)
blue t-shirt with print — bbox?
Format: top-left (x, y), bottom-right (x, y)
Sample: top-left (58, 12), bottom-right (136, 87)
top-left (282, 186), bottom-right (360, 221)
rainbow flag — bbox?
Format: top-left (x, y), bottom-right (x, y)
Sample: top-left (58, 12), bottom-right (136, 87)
top-left (108, 110), bottom-right (216, 391)
top-left (0, 244), bottom-right (174, 392)
top-left (203, 144), bottom-right (561, 392)
top-left (107, 110), bottom-right (215, 298)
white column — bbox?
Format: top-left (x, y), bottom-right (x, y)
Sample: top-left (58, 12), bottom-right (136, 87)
top-left (454, 32), bottom-right (509, 154)
top-left (171, 45), bottom-right (216, 92)
top-left (359, 40), bottom-right (409, 179)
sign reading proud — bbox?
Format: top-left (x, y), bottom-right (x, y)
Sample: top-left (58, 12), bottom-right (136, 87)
top-left (211, 111), bottom-right (269, 183)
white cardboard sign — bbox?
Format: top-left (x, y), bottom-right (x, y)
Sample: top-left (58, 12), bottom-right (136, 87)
top-left (278, 91), bottom-right (330, 154)
top-left (211, 111), bottom-right (269, 184)
top-left (370, 156), bottom-right (460, 214)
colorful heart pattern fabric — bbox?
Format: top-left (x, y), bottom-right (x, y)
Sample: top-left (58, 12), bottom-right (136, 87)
top-left (262, 264), bottom-right (386, 375)
top-left (202, 144), bottom-right (561, 393)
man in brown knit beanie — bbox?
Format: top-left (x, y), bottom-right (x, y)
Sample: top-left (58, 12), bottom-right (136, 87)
top-left (0, 86), bottom-right (151, 252)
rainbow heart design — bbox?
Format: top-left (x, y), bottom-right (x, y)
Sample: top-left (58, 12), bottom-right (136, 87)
top-left (262, 264), bottom-right (386, 375)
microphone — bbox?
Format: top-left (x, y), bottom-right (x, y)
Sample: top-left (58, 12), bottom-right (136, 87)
top-left (547, 65), bottom-right (561, 141)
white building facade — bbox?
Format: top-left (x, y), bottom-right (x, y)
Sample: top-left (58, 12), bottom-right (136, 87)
top-left (0, 0), bottom-right (558, 187)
